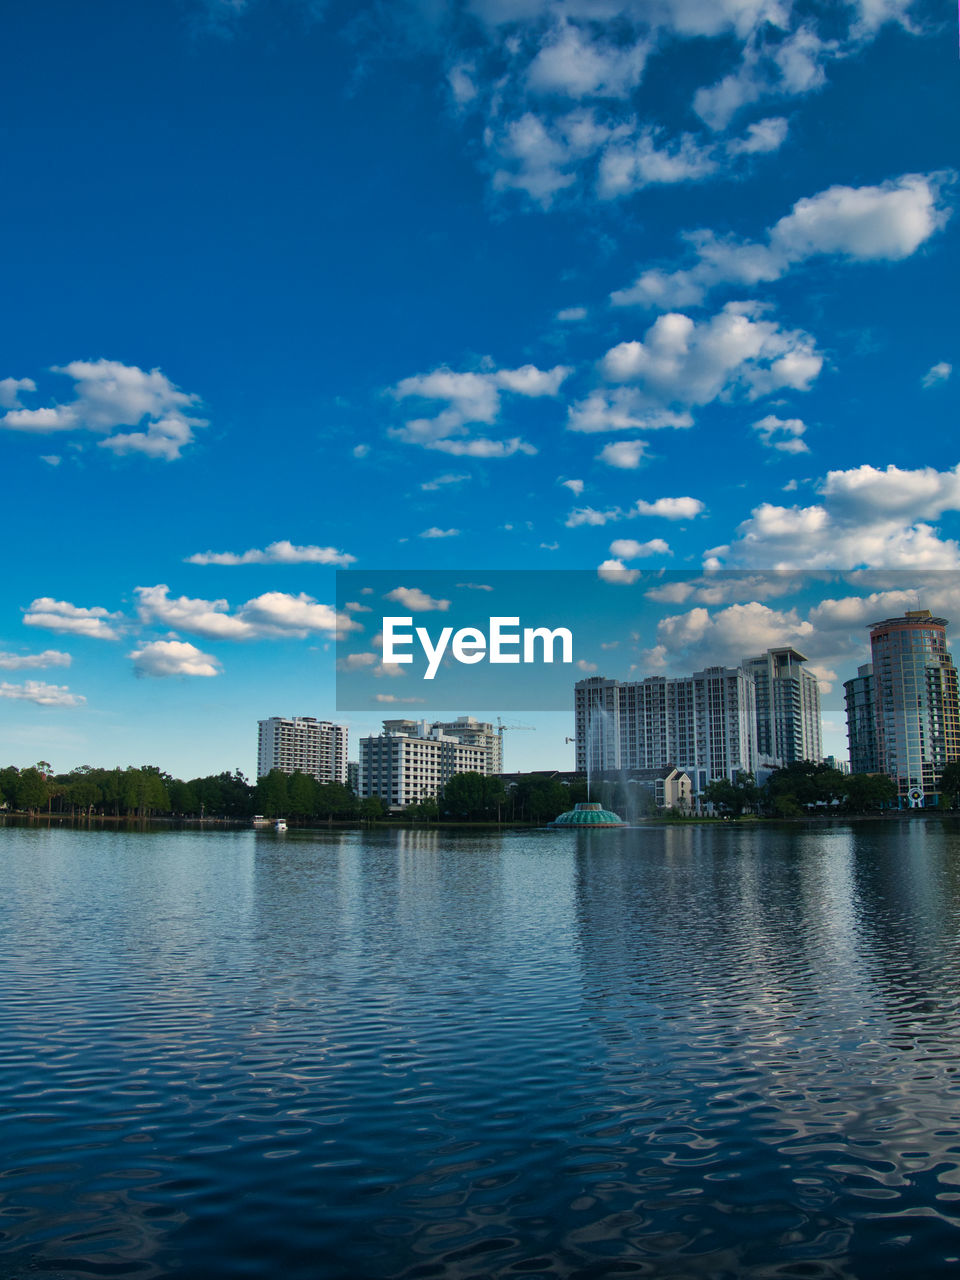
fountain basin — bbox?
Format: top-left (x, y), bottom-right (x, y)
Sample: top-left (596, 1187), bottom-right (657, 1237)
top-left (547, 801), bottom-right (624, 828)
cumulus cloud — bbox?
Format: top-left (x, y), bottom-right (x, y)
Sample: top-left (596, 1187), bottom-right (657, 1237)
top-left (597, 559), bottom-right (642, 584)
top-left (0, 680), bottom-right (85, 707)
top-left (634, 496), bottom-right (705, 519)
top-left (391, 361), bottom-right (569, 454)
top-left (0, 359), bottom-right (207, 461)
top-left (922, 361), bottom-right (952, 388)
top-left (613, 172), bottom-right (951, 309)
top-left (130, 640), bottom-right (222, 678)
top-left (654, 600), bottom-right (815, 669)
top-left (374, 694), bottom-right (425, 703)
top-left (722, 463), bottom-right (960, 569)
top-left (383, 586), bottom-right (451, 611)
top-left (568, 388), bottom-right (694, 433)
top-left (134, 585), bottom-right (359, 640)
top-left (752, 414), bottom-right (809, 453)
top-left (419, 527), bottom-right (460, 538)
top-left (23, 599), bottom-right (123, 640)
top-left (560, 477), bottom-right (584, 495)
top-left (185, 541), bottom-right (356, 566)
top-left (0, 649), bottom-right (71, 670)
top-left (600, 304), bottom-right (822, 412)
top-left (610, 538), bottom-right (671, 558)
top-left (0, 377), bottom-right (36, 409)
top-left (598, 440), bottom-right (649, 469)
top-left (566, 506), bottom-right (622, 528)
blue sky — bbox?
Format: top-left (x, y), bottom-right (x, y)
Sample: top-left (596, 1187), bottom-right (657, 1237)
top-left (2, 0), bottom-right (958, 777)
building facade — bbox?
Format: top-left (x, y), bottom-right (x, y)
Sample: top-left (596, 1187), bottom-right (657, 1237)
top-left (843, 663), bottom-right (878, 775)
top-left (742, 647), bottom-right (822, 767)
top-left (257, 716), bottom-right (348, 784)
top-left (575, 666), bottom-right (758, 796)
top-left (360, 719), bottom-right (495, 809)
top-left (868, 610), bottom-right (960, 806)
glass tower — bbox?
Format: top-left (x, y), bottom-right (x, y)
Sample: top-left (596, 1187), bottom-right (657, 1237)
top-left (868, 610), bottom-right (960, 806)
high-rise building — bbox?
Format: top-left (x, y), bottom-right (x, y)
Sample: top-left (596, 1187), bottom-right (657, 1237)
top-left (360, 718), bottom-right (496, 809)
top-left (575, 666), bottom-right (758, 796)
top-left (742, 647), bottom-right (822, 767)
top-left (843, 663), bottom-right (878, 775)
top-left (257, 716), bottom-right (348, 784)
top-left (868, 610), bottom-right (960, 806)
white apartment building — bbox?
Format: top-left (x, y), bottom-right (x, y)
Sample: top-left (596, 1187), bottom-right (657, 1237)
top-left (360, 718), bottom-right (497, 809)
top-left (257, 716), bottom-right (348, 784)
top-left (741, 647), bottom-right (822, 768)
top-left (575, 666), bottom-right (759, 795)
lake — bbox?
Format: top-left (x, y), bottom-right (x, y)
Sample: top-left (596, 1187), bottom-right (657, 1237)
top-left (2, 820), bottom-right (960, 1278)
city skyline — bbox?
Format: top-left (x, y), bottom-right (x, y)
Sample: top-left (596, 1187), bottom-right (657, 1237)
top-left (1, 2), bottom-right (958, 777)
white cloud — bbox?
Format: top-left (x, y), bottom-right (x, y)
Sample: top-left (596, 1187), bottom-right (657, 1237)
top-left (130, 640), bottom-right (222, 678)
top-left (723, 463), bottom-right (960, 569)
top-left (556, 306), bottom-right (587, 322)
top-left (600, 303), bottom-right (822, 408)
top-left (419, 526), bottom-right (460, 538)
top-left (134, 585), bottom-right (357, 640)
top-left (922, 361), bottom-right (952, 389)
top-left (597, 559), bottom-right (641, 584)
top-left (610, 537), bottom-right (672, 558)
top-left (0, 680), bottom-right (85, 708)
top-left (598, 440), bottom-right (649, 469)
top-left (560, 477), bottom-right (584, 496)
top-left (352, 443), bottom-right (370, 458)
top-left (40, 455), bottom-right (61, 466)
top-left (337, 651), bottom-right (379, 671)
top-left (568, 388), bottom-right (694, 433)
top-left (185, 541), bottom-right (356, 566)
top-left (0, 649), bottom-right (71, 670)
top-left (0, 377), bottom-right (36, 409)
top-left (634, 496), bottom-right (705, 519)
top-left (726, 116), bottom-right (789, 155)
top-left (576, 658), bottom-right (599, 672)
top-left (527, 22), bottom-right (649, 99)
top-left (421, 473), bottom-right (470, 490)
top-left (566, 505), bottom-right (622, 528)
top-left (23, 598), bottom-right (123, 640)
top-left (392, 361), bottom-right (568, 452)
top-left (427, 436), bottom-right (537, 457)
top-left (613, 173), bottom-right (951, 310)
top-left (0, 359), bottom-right (206, 461)
top-left (598, 128), bottom-right (716, 199)
top-left (384, 587), bottom-right (451, 612)
top-left (374, 694), bottom-right (425, 703)
top-left (752, 414), bottom-right (809, 453)
top-left (655, 600), bottom-right (815, 668)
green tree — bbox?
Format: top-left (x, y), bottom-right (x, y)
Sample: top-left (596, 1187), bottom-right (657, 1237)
top-left (16, 767), bottom-right (48, 813)
top-left (842, 773), bottom-right (898, 814)
top-left (360, 795), bottom-right (387, 821)
top-left (704, 771), bottom-right (760, 817)
top-left (255, 769), bottom-right (289, 818)
top-left (938, 762), bottom-right (960, 808)
top-left (287, 771), bottom-right (317, 818)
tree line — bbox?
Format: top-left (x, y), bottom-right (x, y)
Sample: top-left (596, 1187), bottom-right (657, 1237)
top-left (703, 761), bottom-right (912, 817)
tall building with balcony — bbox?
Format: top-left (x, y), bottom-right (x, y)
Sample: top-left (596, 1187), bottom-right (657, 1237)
top-left (360, 719), bottom-right (495, 809)
top-left (257, 716), bottom-right (348, 784)
top-left (742, 647), bottom-right (822, 767)
top-left (575, 666), bottom-right (758, 796)
top-left (868, 610), bottom-right (960, 806)
top-left (843, 663), bottom-right (878, 775)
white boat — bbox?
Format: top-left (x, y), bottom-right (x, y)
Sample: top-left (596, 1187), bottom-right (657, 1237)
top-left (274, 819), bottom-right (288, 832)
top-left (252, 814), bottom-right (270, 827)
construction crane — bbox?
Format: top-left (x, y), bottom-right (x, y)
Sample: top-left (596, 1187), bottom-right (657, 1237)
top-left (496, 716), bottom-right (534, 769)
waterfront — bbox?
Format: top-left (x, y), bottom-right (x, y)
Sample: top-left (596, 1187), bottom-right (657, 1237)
top-left (2, 822), bottom-right (960, 1278)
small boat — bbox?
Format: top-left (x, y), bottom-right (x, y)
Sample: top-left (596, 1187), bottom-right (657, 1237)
top-left (252, 814), bottom-right (270, 827)
top-left (274, 819), bottom-right (288, 832)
